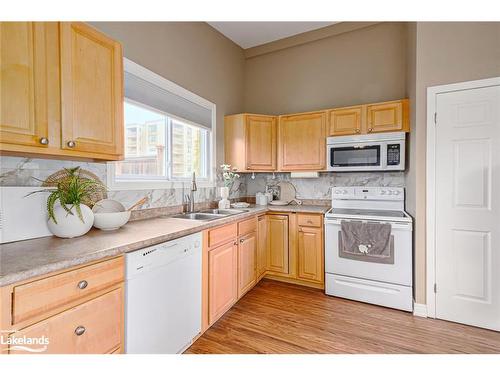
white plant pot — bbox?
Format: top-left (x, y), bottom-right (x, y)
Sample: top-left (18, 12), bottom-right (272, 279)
top-left (218, 186), bottom-right (230, 209)
top-left (47, 202), bottom-right (94, 238)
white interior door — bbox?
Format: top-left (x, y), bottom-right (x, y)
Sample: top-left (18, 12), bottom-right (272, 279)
top-left (435, 84), bottom-right (500, 331)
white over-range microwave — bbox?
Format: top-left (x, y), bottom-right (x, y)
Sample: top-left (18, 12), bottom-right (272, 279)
top-left (327, 132), bottom-right (406, 172)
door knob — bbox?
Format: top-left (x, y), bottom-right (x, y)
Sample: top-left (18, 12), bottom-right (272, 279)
top-left (67, 140), bottom-right (76, 148)
top-left (39, 137), bottom-right (49, 145)
top-left (74, 326), bottom-right (86, 336)
top-left (77, 280), bottom-right (88, 290)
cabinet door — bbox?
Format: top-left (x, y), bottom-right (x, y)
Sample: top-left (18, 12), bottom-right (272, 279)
top-left (297, 226), bottom-right (323, 283)
top-left (0, 22), bottom-right (49, 148)
top-left (60, 22), bottom-right (123, 156)
top-left (328, 106), bottom-right (362, 136)
top-left (246, 115), bottom-right (277, 171)
top-left (267, 215), bottom-right (289, 274)
top-left (238, 232), bottom-right (257, 298)
top-left (208, 241), bottom-right (238, 325)
top-left (366, 100), bottom-right (409, 133)
top-left (257, 215), bottom-right (269, 277)
top-left (279, 112), bottom-right (326, 171)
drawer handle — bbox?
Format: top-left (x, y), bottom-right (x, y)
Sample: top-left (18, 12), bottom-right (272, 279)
top-left (77, 280), bottom-right (88, 290)
top-left (74, 326), bottom-right (86, 336)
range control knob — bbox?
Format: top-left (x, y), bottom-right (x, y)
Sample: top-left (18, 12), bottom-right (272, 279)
top-left (394, 190), bottom-right (401, 195)
top-left (334, 190), bottom-right (340, 194)
top-left (342, 190), bottom-right (348, 194)
top-left (381, 190), bottom-right (386, 195)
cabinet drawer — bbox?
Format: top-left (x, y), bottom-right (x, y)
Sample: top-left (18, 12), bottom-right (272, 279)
top-left (9, 288), bottom-right (122, 354)
top-left (238, 217), bottom-right (257, 236)
top-left (208, 223), bottom-right (237, 248)
top-left (12, 257), bottom-right (124, 325)
top-left (297, 214), bottom-right (322, 228)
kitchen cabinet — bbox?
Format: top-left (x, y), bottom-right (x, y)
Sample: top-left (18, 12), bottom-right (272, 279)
top-left (267, 214), bottom-right (289, 274)
top-left (0, 22), bottom-right (51, 148)
top-left (208, 240), bottom-right (238, 325)
top-left (297, 226), bottom-right (323, 283)
top-left (0, 256), bottom-right (124, 354)
top-left (328, 106), bottom-right (363, 136)
top-left (0, 22), bottom-right (124, 161)
top-left (59, 22), bottom-right (123, 157)
top-left (366, 99), bottom-right (409, 133)
top-left (278, 111), bottom-right (327, 171)
top-left (224, 114), bottom-right (277, 172)
top-left (257, 215), bottom-right (269, 278)
top-left (237, 232), bottom-right (257, 298)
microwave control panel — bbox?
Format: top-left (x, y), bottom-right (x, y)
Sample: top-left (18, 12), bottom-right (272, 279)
top-left (386, 144), bottom-right (401, 165)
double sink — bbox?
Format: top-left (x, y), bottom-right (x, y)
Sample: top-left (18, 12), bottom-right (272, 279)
top-left (172, 208), bottom-right (249, 221)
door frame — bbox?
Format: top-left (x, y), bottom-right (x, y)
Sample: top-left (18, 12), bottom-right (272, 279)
top-left (426, 76), bottom-right (500, 318)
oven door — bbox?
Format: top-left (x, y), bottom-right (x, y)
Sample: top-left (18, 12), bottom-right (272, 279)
top-left (327, 142), bottom-right (385, 171)
top-left (324, 218), bottom-right (412, 286)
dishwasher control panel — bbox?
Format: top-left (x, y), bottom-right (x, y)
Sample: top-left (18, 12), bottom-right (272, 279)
top-left (125, 232), bottom-right (202, 279)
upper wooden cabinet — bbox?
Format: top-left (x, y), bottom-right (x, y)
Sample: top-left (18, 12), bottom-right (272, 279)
top-left (328, 99), bottom-right (409, 137)
top-left (60, 23), bottom-right (123, 156)
top-left (278, 111), bottom-right (327, 171)
top-left (366, 99), bottom-right (409, 133)
top-left (0, 22), bottom-right (50, 148)
top-left (224, 114), bottom-right (277, 172)
top-left (0, 22), bottom-right (124, 161)
top-left (328, 106), bottom-right (363, 136)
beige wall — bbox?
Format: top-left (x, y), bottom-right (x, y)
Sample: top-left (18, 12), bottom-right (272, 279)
top-left (412, 22), bottom-right (500, 304)
top-left (91, 22), bottom-right (245, 165)
top-left (243, 22), bottom-right (407, 114)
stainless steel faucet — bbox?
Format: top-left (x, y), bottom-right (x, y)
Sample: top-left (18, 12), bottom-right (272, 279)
top-left (187, 171), bottom-right (197, 213)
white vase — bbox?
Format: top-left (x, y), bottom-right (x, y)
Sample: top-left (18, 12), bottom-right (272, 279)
top-left (47, 202), bottom-right (94, 238)
top-left (218, 186), bottom-right (230, 209)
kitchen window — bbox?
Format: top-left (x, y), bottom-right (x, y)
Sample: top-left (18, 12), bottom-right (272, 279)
top-left (108, 58), bottom-right (216, 190)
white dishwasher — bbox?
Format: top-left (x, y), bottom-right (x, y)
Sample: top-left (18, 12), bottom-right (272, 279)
top-left (125, 232), bottom-right (202, 354)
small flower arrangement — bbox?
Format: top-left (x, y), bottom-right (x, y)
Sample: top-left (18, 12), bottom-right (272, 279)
top-left (220, 164), bottom-right (240, 188)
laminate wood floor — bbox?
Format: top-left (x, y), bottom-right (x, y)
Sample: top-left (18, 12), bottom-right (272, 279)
top-left (186, 279), bottom-right (500, 354)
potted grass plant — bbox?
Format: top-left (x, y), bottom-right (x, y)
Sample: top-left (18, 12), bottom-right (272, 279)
top-left (31, 167), bottom-right (106, 238)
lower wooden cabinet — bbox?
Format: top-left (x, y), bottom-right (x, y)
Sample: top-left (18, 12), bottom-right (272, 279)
top-left (267, 214), bottom-right (289, 274)
top-left (208, 240), bottom-right (238, 325)
top-left (0, 257), bottom-right (125, 355)
top-left (9, 288), bottom-right (122, 354)
top-left (297, 226), bottom-right (324, 283)
top-left (257, 215), bottom-right (269, 278)
top-left (237, 232), bottom-right (257, 298)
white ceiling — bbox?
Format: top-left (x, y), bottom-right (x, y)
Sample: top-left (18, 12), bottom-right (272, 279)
top-left (208, 22), bottom-right (337, 49)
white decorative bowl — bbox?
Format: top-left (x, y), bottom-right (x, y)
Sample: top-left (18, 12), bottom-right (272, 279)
top-left (48, 202), bottom-right (94, 238)
top-left (92, 199), bottom-right (131, 230)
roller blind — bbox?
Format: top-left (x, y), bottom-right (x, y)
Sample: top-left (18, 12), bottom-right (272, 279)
top-left (124, 71), bottom-right (212, 130)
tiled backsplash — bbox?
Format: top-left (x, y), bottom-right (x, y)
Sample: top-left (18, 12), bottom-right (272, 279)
top-left (0, 156), bottom-right (246, 210)
top-left (0, 156), bottom-right (405, 210)
top-left (244, 172), bottom-right (405, 200)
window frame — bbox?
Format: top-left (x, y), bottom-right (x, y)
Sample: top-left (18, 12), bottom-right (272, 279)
top-left (107, 58), bottom-right (216, 191)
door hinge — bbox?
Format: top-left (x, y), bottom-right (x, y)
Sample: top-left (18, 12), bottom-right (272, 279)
top-left (434, 283), bottom-right (437, 293)
top-left (434, 112), bottom-right (437, 125)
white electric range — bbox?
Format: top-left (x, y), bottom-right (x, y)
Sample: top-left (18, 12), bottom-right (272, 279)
top-left (324, 186), bottom-right (413, 311)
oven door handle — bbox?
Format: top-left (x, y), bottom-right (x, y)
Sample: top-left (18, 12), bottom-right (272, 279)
top-left (324, 219), bottom-right (412, 231)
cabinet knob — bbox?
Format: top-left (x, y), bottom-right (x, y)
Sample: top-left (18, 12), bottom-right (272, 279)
top-left (74, 326), bottom-right (86, 336)
top-left (39, 137), bottom-right (49, 145)
top-left (367, 128), bottom-right (373, 133)
top-left (355, 129), bottom-right (360, 133)
top-left (240, 238), bottom-right (244, 243)
top-left (233, 241), bottom-right (238, 246)
top-left (67, 140), bottom-right (76, 148)
top-left (298, 228), bottom-right (303, 232)
top-left (77, 280), bottom-right (88, 290)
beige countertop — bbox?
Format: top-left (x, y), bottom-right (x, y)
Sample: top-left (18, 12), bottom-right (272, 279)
top-left (0, 204), bottom-right (329, 287)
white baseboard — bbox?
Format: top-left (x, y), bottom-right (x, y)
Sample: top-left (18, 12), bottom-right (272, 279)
top-left (413, 302), bottom-right (428, 317)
